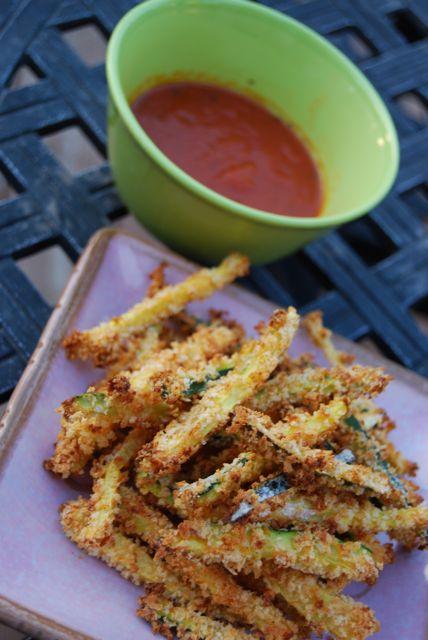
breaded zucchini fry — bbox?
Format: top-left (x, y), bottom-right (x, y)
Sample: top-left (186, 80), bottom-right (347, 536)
top-left (106, 264), bottom-right (168, 375)
top-left (237, 408), bottom-right (396, 497)
top-left (230, 472), bottom-right (291, 522)
top-left (249, 364), bottom-right (391, 415)
top-left (302, 313), bottom-right (417, 494)
top-left (340, 414), bottom-right (410, 505)
top-left (246, 399), bottom-right (348, 448)
top-left (136, 308), bottom-right (299, 482)
top-left (78, 428), bottom-right (150, 545)
top-left (371, 425), bottom-right (418, 477)
top-left (358, 535), bottom-right (394, 568)
top-left (126, 322), bottom-right (241, 396)
top-left (60, 498), bottom-right (194, 602)
top-left (390, 524), bottom-right (428, 550)
top-left (174, 452), bottom-right (271, 518)
top-left (106, 324), bottom-right (164, 377)
top-left (158, 548), bottom-right (298, 640)
top-left (46, 323), bottom-right (240, 477)
top-left (165, 519), bottom-right (379, 582)
top-left (285, 443), bottom-right (392, 496)
top-left (265, 568), bottom-right (379, 640)
top-left (302, 311), bottom-right (354, 366)
top-left (139, 592), bottom-right (254, 640)
top-left (119, 488), bottom-right (298, 640)
top-left (241, 486), bottom-right (428, 544)
top-left (63, 253), bottom-right (249, 366)
top-left (351, 398), bottom-right (418, 476)
top-left (184, 435), bottom-right (243, 481)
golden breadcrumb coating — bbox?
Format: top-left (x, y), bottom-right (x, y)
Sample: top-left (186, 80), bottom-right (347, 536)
top-left (136, 308), bottom-right (299, 483)
top-left (46, 323), bottom-right (241, 477)
top-left (239, 486), bottom-right (428, 547)
top-left (165, 519), bottom-right (381, 582)
top-left (139, 591), bottom-right (254, 640)
top-left (303, 311), bottom-right (354, 366)
top-left (265, 568), bottom-right (379, 640)
top-left (174, 451), bottom-right (272, 518)
top-left (47, 256), bottom-right (425, 640)
top-left (63, 253), bottom-right (249, 366)
top-left (119, 488), bottom-right (298, 640)
top-left (235, 407), bottom-right (401, 499)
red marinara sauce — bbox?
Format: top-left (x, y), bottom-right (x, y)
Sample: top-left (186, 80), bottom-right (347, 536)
top-left (131, 82), bottom-right (323, 218)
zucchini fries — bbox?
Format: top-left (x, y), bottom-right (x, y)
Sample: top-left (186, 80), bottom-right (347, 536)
top-left (264, 569), bottom-right (379, 640)
top-left (46, 322), bottom-right (241, 477)
top-left (135, 307), bottom-right (299, 481)
top-left (174, 452), bottom-right (272, 517)
top-left (235, 407), bottom-right (400, 499)
top-left (119, 488), bottom-right (298, 639)
top-left (164, 519), bottom-right (381, 582)
top-left (138, 592), bottom-right (255, 640)
top-left (235, 485), bottom-right (428, 545)
top-left (48, 254), bottom-right (426, 640)
top-left (63, 252), bottom-right (249, 366)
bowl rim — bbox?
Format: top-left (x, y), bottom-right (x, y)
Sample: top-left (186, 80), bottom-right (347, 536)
top-left (106, 0), bottom-right (400, 230)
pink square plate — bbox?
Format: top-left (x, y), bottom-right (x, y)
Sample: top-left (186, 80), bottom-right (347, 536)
top-left (0, 229), bottom-right (427, 640)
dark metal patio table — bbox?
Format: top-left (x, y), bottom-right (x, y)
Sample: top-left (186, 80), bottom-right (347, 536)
top-left (0, 0), bottom-right (428, 632)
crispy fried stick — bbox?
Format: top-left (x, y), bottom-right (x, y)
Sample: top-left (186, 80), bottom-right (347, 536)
top-left (303, 312), bottom-right (417, 483)
top-left (78, 428), bottom-right (151, 545)
top-left (264, 568), bottom-right (379, 640)
top-left (136, 308), bottom-right (299, 484)
top-left (247, 398), bottom-right (348, 448)
top-left (338, 413), bottom-right (412, 506)
top-left (235, 407), bottom-right (398, 499)
top-left (173, 396), bottom-right (349, 519)
top-left (302, 311), bottom-right (354, 366)
top-left (174, 452), bottom-right (272, 518)
top-left (106, 324), bottom-right (164, 377)
top-left (63, 253), bottom-right (249, 366)
top-left (119, 488), bottom-right (298, 640)
top-left (249, 364), bottom-right (391, 414)
top-left (46, 323), bottom-right (241, 478)
top-left (139, 591), bottom-right (255, 640)
top-left (106, 263), bottom-right (168, 374)
top-left (165, 519), bottom-right (380, 582)
top-left (238, 486), bottom-right (428, 545)
top-left (60, 497), bottom-right (194, 602)
top-left (131, 480), bottom-right (381, 640)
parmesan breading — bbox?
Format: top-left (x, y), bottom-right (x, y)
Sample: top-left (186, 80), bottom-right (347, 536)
top-left (265, 568), bottom-right (379, 640)
top-left (303, 310), bottom-right (354, 366)
top-left (165, 519), bottom-right (381, 582)
top-left (63, 253), bottom-right (249, 366)
top-left (174, 451), bottom-right (271, 518)
top-left (136, 308), bottom-right (299, 482)
top-left (78, 428), bottom-right (150, 545)
top-left (119, 488), bottom-right (298, 640)
top-left (46, 323), bottom-right (241, 477)
top-left (60, 497), bottom-right (194, 601)
top-left (240, 486), bottom-right (428, 545)
top-left (46, 255), bottom-right (425, 640)
top-left (138, 592), bottom-right (254, 640)
top-left (249, 364), bottom-right (391, 414)
top-left (236, 407), bottom-right (398, 498)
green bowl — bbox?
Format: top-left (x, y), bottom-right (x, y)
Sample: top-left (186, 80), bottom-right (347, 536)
top-left (106, 0), bottom-right (399, 265)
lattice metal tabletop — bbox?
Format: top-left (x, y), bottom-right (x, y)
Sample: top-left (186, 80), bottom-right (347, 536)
top-left (0, 0), bottom-right (428, 409)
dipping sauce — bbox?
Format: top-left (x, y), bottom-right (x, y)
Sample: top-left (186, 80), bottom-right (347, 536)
top-left (131, 82), bottom-right (322, 217)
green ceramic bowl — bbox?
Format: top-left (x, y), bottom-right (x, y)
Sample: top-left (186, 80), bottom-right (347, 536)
top-left (106, 0), bottom-right (399, 265)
